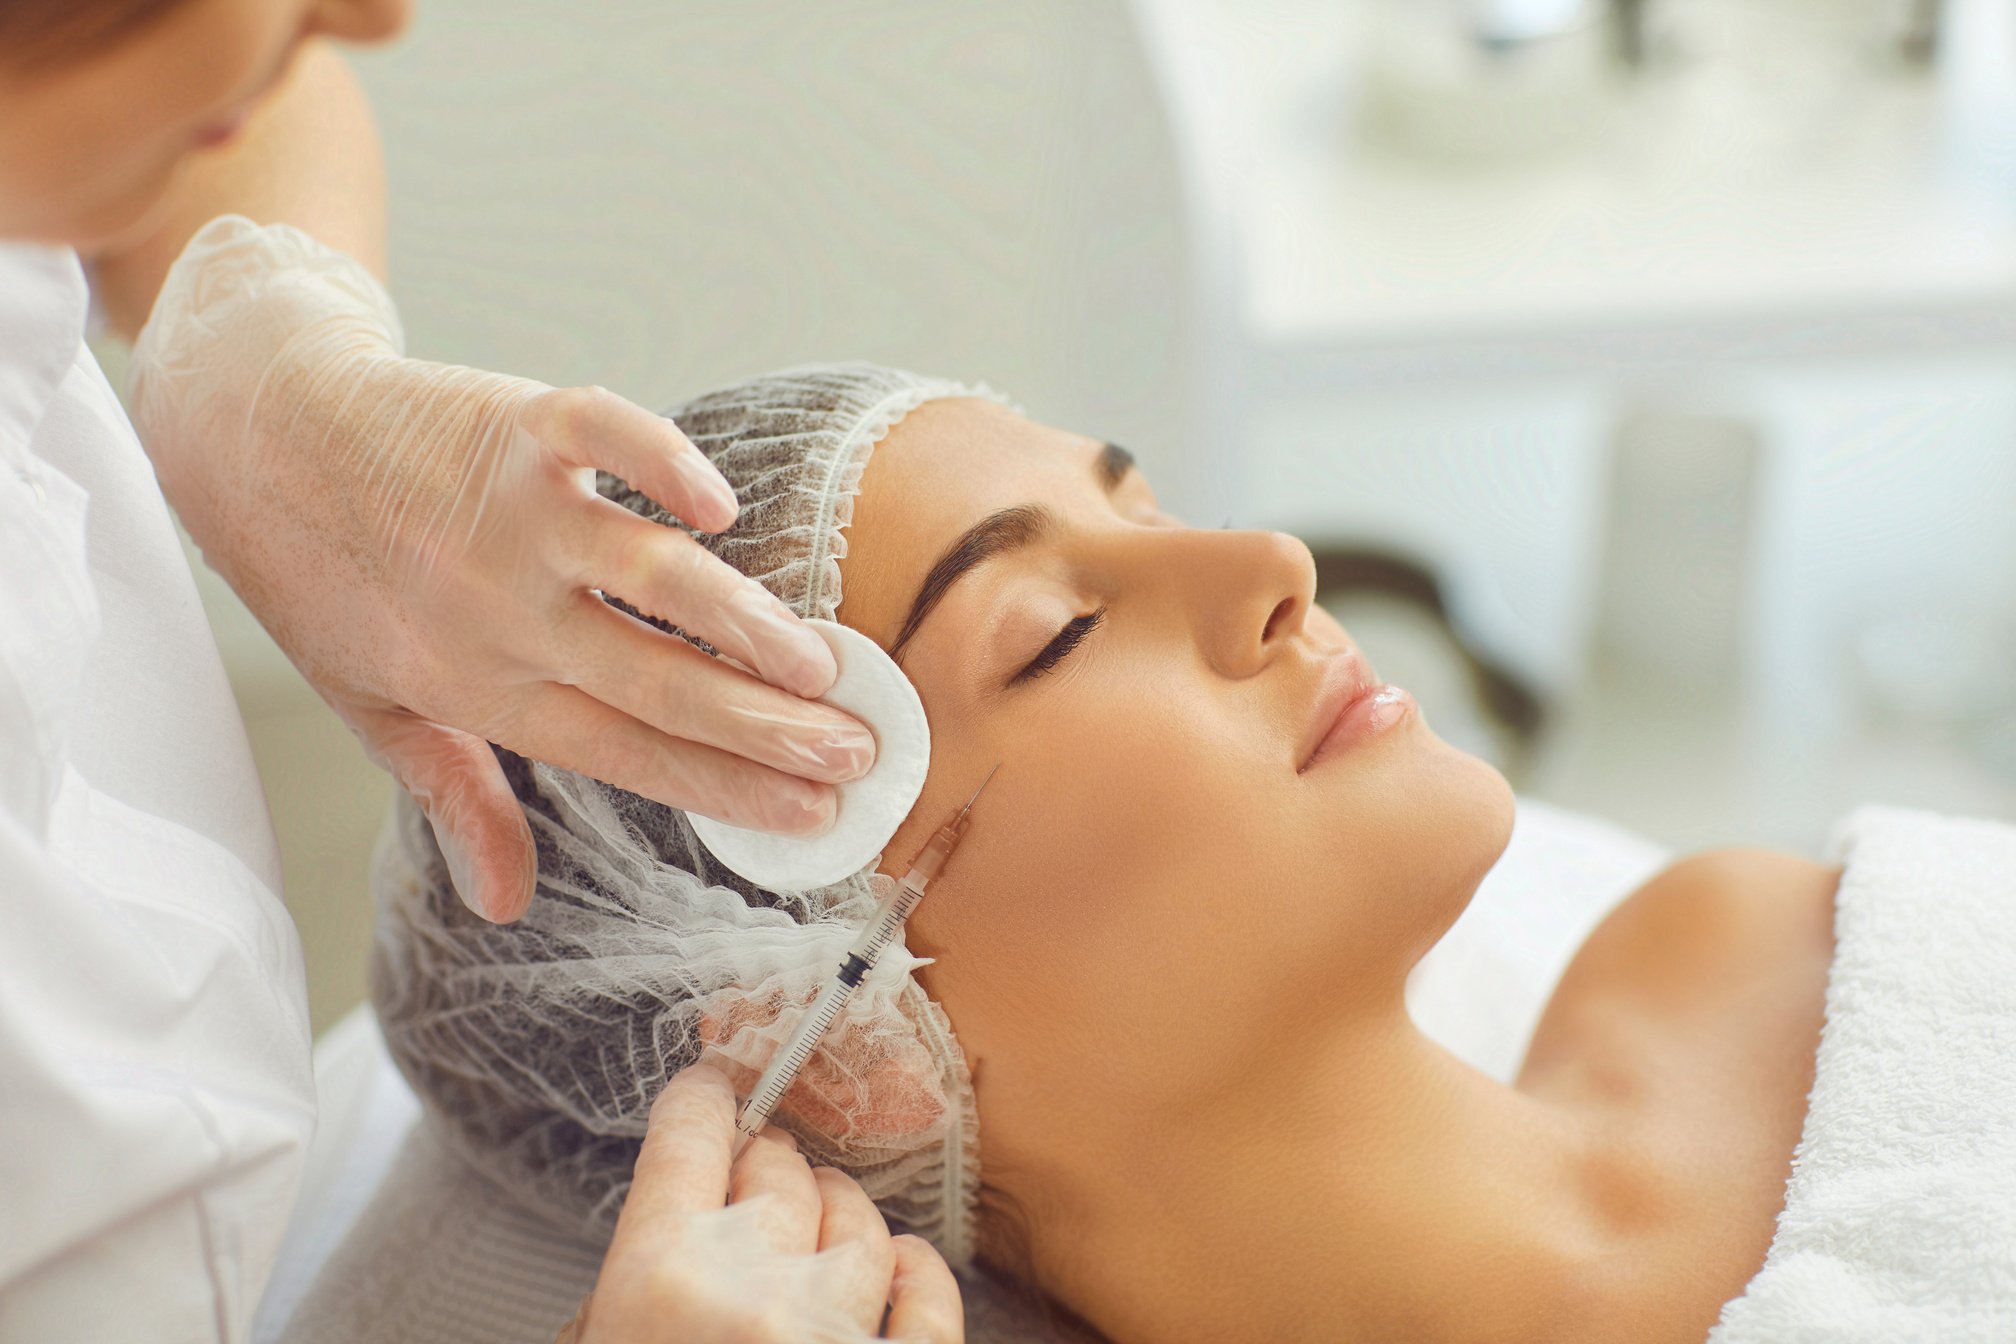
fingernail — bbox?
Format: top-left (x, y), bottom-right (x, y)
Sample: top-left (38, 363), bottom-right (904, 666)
top-left (770, 611), bottom-right (837, 698)
top-left (727, 579), bottom-right (836, 699)
top-left (440, 835), bottom-right (492, 922)
top-left (770, 784), bottom-right (837, 837)
top-left (816, 723), bottom-right (876, 781)
top-left (677, 452), bottom-right (739, 529)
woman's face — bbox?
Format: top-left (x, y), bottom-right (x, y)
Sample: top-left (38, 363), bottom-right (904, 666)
top-left (0, 0), bottom-right (408, 247)
top-left (838, 398), bottom-right (1514, 1194)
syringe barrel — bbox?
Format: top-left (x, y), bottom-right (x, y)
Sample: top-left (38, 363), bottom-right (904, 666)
top-left (734, 873), bottom-right (927, 1143)
top-left (729, 775), bottom-right (988, 1156)
top-left (734, 974), bottom-right (852, 1141)
top-left (844, 875), bottom-right (923, 956)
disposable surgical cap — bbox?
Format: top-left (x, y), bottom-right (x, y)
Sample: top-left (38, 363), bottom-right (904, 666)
top-left (371, 362), bottom-right (1006, 1269)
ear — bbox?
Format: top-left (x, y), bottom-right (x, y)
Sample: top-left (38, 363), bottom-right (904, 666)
top-left (697, 987), bottom-right (947, 1142)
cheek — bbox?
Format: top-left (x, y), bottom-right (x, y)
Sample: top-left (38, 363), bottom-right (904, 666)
top-left (104, 0), bottom-right (299, 145)
top-left (912, 658), bottom-right (1513, 1087)
top-left (910, 682), bottom-right (1277, 1083)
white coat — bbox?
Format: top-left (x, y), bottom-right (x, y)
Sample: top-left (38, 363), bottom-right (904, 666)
top-left (0, 242), bottom-right (315, 1342)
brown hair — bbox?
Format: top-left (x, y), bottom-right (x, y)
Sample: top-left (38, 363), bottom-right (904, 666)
top-left (0, 0), bottom-right (191, 70)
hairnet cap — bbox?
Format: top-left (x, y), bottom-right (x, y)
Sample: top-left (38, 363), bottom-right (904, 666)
top-left (371, 362), bottom-right (1004, 1272)
top-left (624, 363), bottom-right (997, 619)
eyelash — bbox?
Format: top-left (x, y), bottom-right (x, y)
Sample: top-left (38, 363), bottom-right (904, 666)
top-left (1012, 607), bottom-right (1106, 685)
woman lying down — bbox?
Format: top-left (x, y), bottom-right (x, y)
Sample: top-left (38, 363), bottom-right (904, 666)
top-left (356, 364), bottom-right (2016, 1344)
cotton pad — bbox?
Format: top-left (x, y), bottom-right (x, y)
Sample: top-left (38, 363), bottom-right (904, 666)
top-left (689, 618), bottom-right (931, 891)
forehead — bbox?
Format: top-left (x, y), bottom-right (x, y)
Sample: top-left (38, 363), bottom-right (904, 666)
top-left (837, 397), bottom-right (1098, 648)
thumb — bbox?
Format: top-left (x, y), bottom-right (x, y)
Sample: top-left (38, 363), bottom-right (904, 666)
top-left (341, 703), bottom-right (537, 922)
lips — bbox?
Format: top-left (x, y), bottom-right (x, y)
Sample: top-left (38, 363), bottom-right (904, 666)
top-left (1299, 647), bottom-right (1418, 772)
top-left (1297, 650), bottom-right (1379, 773)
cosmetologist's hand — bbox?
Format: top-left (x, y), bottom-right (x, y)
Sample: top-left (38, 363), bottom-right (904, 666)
top-left (128, 216), bottom-right (875, 922)
top-left (556, 1063), bottom-right (964, 1344)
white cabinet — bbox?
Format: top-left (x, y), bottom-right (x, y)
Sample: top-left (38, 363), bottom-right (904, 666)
top-left (1137, 0), bottom-right (2016, 730)
top-left (1745, 355), bottom-right (2016, 749)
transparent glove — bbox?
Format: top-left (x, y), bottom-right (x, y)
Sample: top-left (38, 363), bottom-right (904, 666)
top-left (554, 1065), bottom-right (965, 1344)
top-left (128, 215), bottom-right (874, 922)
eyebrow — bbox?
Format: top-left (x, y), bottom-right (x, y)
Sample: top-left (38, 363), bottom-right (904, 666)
top-left (887, 442), bottom-right (1135, 661)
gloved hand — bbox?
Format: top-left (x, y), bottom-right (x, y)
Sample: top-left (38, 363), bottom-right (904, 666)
top-left (128, 215), bottom-right (875, 922)
top-left (554, 1064), bottom-right (964, 1344)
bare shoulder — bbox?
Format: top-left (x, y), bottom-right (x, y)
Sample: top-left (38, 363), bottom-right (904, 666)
top-left (1645, 845), bottom-right (1839, 895)
top-left (1526, 848), bottom-right (1845, 1343)
top-left (1634, 847), bottom-right (1840, 940)
top-left (1630, 847), bottom-right (1839, 934)
top-left (1557, 847), bottom-right (1841, 1011)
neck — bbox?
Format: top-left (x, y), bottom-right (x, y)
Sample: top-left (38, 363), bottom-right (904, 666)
top-left (1027, 1010), bottom-right (1628, 1344)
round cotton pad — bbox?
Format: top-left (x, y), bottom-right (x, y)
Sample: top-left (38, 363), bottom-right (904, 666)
top-left (689, 618), bottom-right (931, 892)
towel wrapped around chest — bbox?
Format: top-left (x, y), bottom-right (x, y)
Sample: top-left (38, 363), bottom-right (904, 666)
top-left (1707, 805), bottom-right (2016, 1344)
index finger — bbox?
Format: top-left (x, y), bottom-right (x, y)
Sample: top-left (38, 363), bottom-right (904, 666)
top-left (579, 499), bottom-right (837, 701)
top-left (614, 1064), bottom-right (738, 1240)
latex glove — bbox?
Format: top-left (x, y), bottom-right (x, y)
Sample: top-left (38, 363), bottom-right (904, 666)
top-left (128, 215), bottom-right (874, 922)
top-left (554, 1064), bottom-right (964, 1344)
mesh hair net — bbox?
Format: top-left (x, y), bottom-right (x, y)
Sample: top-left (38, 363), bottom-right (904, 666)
top-left (371, 362), bottom-right (1007, 1270)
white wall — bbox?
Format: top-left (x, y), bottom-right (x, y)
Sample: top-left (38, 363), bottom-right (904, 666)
top-left (348, 0), bottom-right (1207, 504)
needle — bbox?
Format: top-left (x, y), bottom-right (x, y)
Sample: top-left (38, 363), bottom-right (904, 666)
top-left (957, 763), bottom-right (1000, 817)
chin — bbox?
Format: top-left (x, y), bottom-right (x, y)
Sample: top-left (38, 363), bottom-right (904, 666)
top-left (1382, 721), bottom-right (1516, 946)
top-left (1415, 715), bottom-right (1515, 845)
top-left (1301, 722), bottom-right (1514, 985)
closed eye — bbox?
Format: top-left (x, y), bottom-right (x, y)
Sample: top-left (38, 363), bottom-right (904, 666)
top-left (1011, 608), bottom-right (1106, 686)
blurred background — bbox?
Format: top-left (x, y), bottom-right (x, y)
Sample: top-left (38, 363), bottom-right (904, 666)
top-left (112, 0), bottom-right (2016, 1032)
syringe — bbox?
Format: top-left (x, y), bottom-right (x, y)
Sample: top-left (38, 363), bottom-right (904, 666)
top-left (730, 764), bottom-right (1000, 1156)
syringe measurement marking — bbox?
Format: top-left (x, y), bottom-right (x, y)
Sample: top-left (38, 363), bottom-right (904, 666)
top-left (752, 1003), bottom-right (847, 1108)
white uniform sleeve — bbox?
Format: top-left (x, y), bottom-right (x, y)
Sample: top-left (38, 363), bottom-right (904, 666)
top-left (1, 243), bottom-right (315, 1344)
top-left (0, 765), bottom-right (315, 1344)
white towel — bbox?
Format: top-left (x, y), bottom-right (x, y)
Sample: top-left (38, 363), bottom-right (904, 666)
top-left (1707, 805), bottom-right (2016, 1344)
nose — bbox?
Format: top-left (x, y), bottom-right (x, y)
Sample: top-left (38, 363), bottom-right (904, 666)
top-left (307, 0), bottom-right (413, 45)
top-left (1187, 530), bottom-right (1318, 678)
